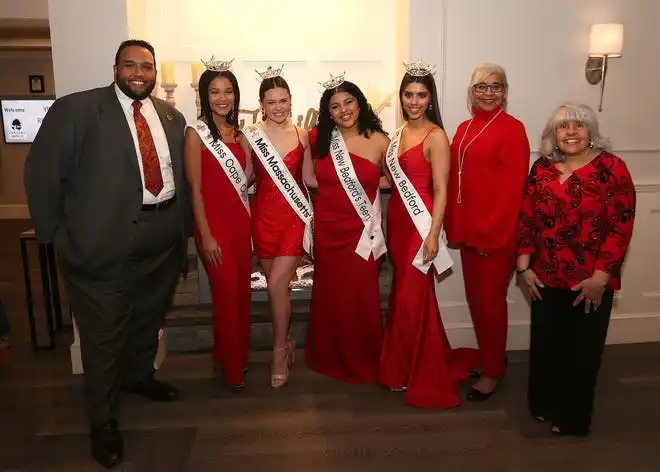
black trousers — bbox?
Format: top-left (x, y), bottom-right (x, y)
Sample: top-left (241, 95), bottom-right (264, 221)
top-left (527, 286), bottom-right (614, 435)
top-left (60, 206), bottom-right (182, 427)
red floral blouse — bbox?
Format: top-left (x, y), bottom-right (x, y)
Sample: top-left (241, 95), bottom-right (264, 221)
top-left (517, 152), bottom-right (636, 290)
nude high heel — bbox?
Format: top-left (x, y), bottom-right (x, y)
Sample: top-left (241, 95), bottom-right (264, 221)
top-left (270, 338), bottom-right (296, 389)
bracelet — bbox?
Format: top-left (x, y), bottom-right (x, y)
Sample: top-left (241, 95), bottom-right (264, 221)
top-left (516, 267), bottom-right (530, 274)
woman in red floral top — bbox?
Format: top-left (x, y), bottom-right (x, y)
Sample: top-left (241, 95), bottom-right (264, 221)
top-left (517, 103), bottom-right (636, 437)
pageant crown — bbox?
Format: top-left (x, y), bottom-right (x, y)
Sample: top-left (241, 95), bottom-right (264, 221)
top-left (201, 56), bottom-right (234, 72)
top-left (319, 71), bottom-right (346, 90)
top-left (403, 60), bottom-right (436, 77)
top-left (255, 65), bottom-right (284, 81)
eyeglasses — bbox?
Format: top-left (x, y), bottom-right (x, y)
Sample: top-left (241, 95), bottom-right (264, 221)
top-left (473, 83), bottom-right (505, 94)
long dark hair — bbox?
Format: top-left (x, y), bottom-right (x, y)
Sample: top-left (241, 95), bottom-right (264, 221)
top-left (315, 81), bottom-right (386, 157)
top-left (198, 69), bottom-right (240, 142)
top-left (399, 73), bottom-right (444, 129)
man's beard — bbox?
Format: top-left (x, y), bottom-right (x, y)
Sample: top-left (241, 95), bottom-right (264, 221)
top-left (115, 76), bottom-right (156, 100)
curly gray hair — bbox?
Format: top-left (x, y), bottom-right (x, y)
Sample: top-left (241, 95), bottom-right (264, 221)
top-left (540, 103), bottom-right (612, 162)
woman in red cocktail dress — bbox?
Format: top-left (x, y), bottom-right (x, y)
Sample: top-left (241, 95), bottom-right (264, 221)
top-left (249, 72), bottom-right (315, 388)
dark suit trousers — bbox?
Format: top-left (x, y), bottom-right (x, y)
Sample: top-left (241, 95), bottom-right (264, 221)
top-left (60, 206), bottom-right (182, 427)
top-left (527, 286), bottom-right (614, 435)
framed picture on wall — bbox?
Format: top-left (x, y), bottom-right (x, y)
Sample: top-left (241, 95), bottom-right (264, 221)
top-left (29, 75), bottom-right (44, 94)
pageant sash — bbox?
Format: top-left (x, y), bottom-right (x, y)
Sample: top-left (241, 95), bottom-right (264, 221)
top-left (244, 124), bottom-right (313, 255)
top-left (385, 125), bottom-right (453, 274)
top-left (329, 129), bottom-right (386, 261)
top-left (188, 120), bottom-right (250, 215)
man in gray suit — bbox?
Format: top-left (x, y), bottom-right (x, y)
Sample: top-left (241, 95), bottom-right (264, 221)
top-left (24, 39), bottom-right (191, 469)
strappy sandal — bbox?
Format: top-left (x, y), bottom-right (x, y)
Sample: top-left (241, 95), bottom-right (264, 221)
top-left (270, 339), bottom-right (295, 389)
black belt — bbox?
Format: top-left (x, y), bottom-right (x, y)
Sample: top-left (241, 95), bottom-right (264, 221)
top-left (140, 195), bottom-right (176, 211)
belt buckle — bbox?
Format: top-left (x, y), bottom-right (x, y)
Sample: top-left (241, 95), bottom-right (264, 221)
top-left (156, 196), bottom-right (174, 213)
top-left (154, 198), bottom-right (168, 213)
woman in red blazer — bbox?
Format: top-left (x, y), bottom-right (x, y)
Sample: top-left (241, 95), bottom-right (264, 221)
top-left (445, 63), bottom-right (530, 401)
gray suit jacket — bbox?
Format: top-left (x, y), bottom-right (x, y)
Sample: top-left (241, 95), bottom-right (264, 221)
top-left (24, 84), bottom-right (192, 278)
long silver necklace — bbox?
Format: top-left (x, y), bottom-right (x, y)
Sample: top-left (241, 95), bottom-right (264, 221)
top-left (456, 108), bottom-right (503, 203)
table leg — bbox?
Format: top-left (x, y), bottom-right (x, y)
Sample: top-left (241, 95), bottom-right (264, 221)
top-left (46, 244), bottom-right (63, 331)
top-left (38, 244), bottom-right (56, 350)
top-left (21, 238), bottom-right (38, 351)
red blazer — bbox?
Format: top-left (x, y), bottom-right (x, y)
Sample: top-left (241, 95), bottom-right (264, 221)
top-left (445, 106), bottom-right (530, 253)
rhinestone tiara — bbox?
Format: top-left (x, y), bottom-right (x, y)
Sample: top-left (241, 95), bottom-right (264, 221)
top-left (255, 65), bottom-right (284, 81)
top-left (403, 60), bottom-right (436, 77)
top-left (319, 72), bottom-right (346, 90)
top-left (201, 56), bottom-right (234, 72)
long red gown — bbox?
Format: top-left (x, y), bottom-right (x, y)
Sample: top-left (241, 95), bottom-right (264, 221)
top-left (252, 132), bottom-right (305, 258)
top-left (195, 143), bottom-right (251, 386)
top-left (380, 138), bottom-right (473, 408)
top-left (306, 152), bottom-right (383, 383)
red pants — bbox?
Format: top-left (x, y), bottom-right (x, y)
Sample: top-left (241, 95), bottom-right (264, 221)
top-left (460, 246), bottom-right (515, 379)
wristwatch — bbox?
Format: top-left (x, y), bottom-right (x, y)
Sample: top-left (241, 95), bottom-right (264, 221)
top-left (516, 267), bottom-right (530, 274)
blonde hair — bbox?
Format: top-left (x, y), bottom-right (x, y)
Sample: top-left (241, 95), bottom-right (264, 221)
top-left (540, 103), bottom-right (612, 162)
top-left (467, 63), bottom-right (508, 112)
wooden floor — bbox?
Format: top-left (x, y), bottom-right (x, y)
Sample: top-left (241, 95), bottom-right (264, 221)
top-left (2, 219), bottom-right (660, 471)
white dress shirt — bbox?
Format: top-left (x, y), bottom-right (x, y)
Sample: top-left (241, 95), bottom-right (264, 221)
top-left (114, 84), bottom-right (175, 204)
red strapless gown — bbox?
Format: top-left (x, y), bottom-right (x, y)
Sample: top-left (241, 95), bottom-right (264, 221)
top-left (380, 140), bottom-right (476, 408)
top-left (252, 137), bottom-right (305, 258)
top-left (195, 144), bottom-right (251, 386)
top-left (306, 153), bottom-right (383, 383)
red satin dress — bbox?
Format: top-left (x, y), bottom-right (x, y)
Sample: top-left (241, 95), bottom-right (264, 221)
top-left (306, 152), bottom-right (383, 383)
top-left (379, 137), bottom-right (475, 408)
top-left (195, 143), bottom-right (251, 386)
top-left (251, 132), bottom-right (306, 259)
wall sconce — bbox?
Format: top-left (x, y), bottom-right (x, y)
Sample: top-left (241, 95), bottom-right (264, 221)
top-left (585, 23), bottom-right (623, 112)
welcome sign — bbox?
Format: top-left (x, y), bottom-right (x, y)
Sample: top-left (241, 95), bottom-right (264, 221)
top-left (1, 99), bottom-right (54, 144)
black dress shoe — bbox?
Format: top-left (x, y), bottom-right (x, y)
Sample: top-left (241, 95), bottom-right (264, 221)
top-left (124, 378), bottom-right (180, 402)
top-left (470, 357), bottom-right (509, 379)
top-left (466, 387), bottom-right (496, 402)
top-left (90, 421), bottom-right (123, 469)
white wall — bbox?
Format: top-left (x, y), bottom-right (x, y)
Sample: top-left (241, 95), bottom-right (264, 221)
top-left (423, 0), bottom-right (660, 349)
top-left (442, 0), bottom-right (660, 151)
top-left (141, 0), bottom-right (402, 131)
top-left (48, 0), bottom-right (129, 98)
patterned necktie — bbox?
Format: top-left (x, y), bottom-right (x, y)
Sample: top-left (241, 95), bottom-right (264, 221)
top-left (132, 101), bottom-right (164, 196)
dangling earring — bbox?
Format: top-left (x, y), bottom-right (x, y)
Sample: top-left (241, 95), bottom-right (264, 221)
top-left (261, 109), bottom-right (266, 121)
top-left (428, 103), bottom-right (433, 111)
top-left (588, 140), bottom-right (594, 149)
top-left (554, 145), bottom-right (560, 153)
